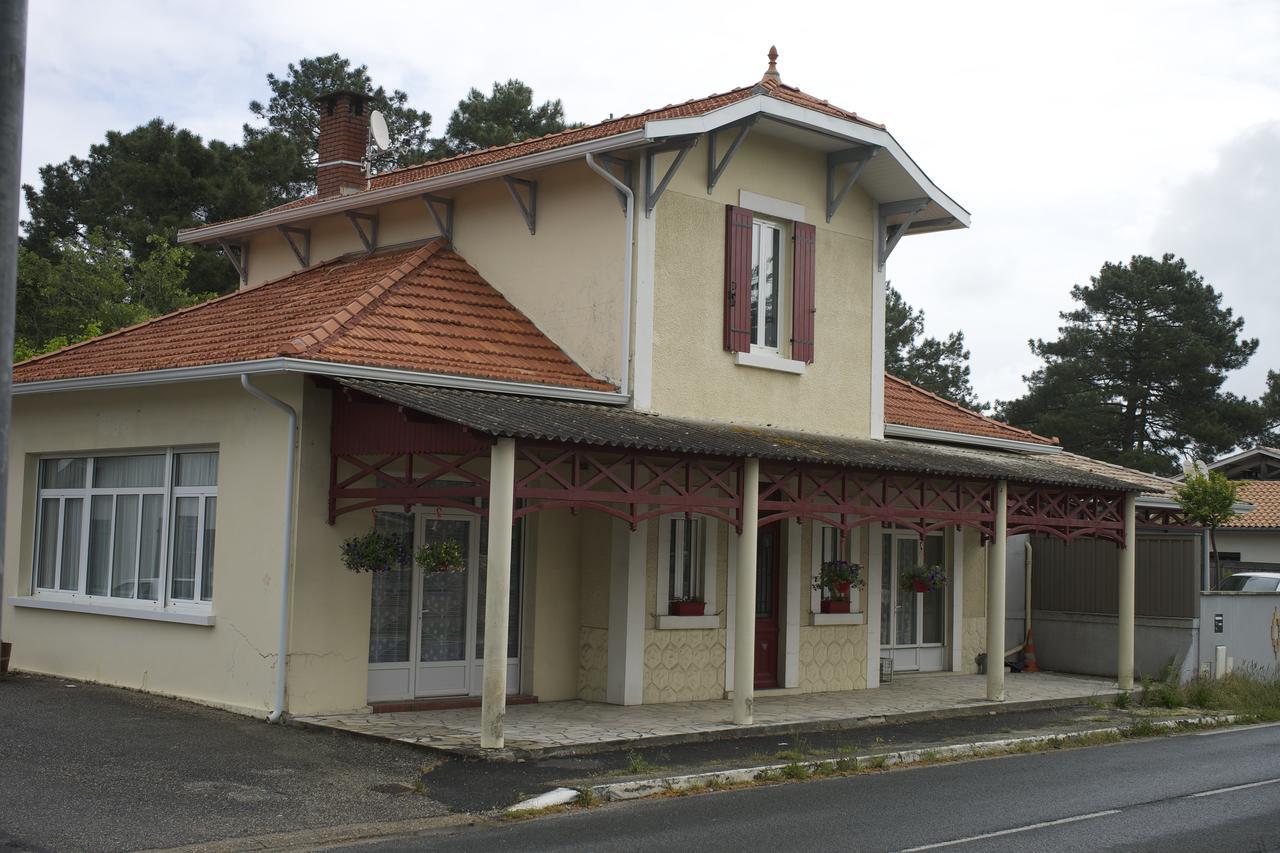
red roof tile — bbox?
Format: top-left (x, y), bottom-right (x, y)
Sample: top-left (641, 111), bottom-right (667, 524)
top-left (884, 374), bottom-right (1057, 446)
top-left (206, 78), bottom-right (884, 229)
top-left (13, 240), bottom-right (614, 392)
top-left (1223, 481), bottom-right (1280, 528)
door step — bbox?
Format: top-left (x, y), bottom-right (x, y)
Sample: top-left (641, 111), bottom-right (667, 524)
top-left (371, 694), bottom-right (539, 714)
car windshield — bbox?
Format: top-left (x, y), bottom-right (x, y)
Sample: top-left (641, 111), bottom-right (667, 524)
top-left (1218, 575), bottom-right (1280, 592)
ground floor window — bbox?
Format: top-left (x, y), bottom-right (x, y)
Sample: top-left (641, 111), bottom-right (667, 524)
top-left (656, 516), bottom-right (718, 618)
top-left (33, 450), bottom-right (218, 609)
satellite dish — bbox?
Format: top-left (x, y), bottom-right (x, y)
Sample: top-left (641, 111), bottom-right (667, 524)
top-left (369, 110), bottom-right (390, 150)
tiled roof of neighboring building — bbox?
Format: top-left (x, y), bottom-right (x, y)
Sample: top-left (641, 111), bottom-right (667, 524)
top-left (205, 76), bottom-right (884, 229)
top-left (1044, 451), bottom-right (1181, 499)
top-left (1223, 481), bottom-right (1280, 528)
top-left (13, 240), bottom-right (614, 392)
top-left (883, 374), bottom-right (1056, 446)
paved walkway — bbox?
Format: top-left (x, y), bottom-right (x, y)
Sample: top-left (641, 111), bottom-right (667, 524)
top-left (295, 672), bottom-right (1120, 757)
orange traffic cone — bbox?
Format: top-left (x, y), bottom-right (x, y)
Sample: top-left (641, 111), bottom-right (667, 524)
top-left (1022, 628), bottom-right (1040, 672)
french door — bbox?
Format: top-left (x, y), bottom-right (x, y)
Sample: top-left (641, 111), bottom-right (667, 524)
top-left (367, 510), bottom-right (521, 702)
top-left (880, 531), bottom-right (947, 673)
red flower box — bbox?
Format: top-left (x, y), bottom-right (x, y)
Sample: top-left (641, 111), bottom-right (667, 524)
top-left (911, 579), bottom-right (931, 593)
top-left (821, 600), bottom-right (851, 614)
top-left (670, 600), bottom-right (706, 617)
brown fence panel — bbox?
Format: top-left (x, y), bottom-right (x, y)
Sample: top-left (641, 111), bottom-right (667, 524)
top-left (1030, 534), bottom-right (1198, 618)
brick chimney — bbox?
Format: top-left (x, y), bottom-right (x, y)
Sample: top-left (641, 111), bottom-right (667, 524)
top-left (315, 90), bottom-right (369, 197)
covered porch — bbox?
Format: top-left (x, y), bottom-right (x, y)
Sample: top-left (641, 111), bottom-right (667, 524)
top-left (324, 378), bottom-right (1143, 750)
top-left (296, 671), bottom-right (1122, 757)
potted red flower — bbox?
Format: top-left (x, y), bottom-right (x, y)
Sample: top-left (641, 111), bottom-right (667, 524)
top-left (669, 596), bottom-right (706, 617)
top-left (812, 560), bottom-right (865, 614)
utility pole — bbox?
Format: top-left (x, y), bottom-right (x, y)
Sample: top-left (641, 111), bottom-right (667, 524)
top-left (0, 0), bottom-right (28, 664)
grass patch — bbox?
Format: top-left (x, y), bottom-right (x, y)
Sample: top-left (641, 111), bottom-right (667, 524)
top-left (1137, 663), bottom-right (1280, 721)
top-left (775, 736), bottom-right (811, 762)
top-left (781, 762), bottom-right (811, 780)
top-left (624, 750), bottom-right (661, 775)
top-left (1112, 691), bottom-right (1131, 709)
top-left (866, 754), bottom-right (889, 770)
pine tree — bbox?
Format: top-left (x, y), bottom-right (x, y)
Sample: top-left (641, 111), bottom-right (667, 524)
top-left (429, 80), bottom-right (573, 159)
top-left (884, 282), bottom-right (982, 409)
top-left (999, 254), bottom-right (1260, 474)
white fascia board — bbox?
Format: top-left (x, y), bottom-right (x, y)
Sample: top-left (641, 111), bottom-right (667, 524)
top-left (177, 130), bottom-right (648, 244)
top-left (644, 96), bottom-right (971, 227)
top-left (12, 357), bottom-right (630, 405)
top-left (1206, 446), bottom-right (1280, 470)
top-left (884, 422), bottom-right (1061, 455)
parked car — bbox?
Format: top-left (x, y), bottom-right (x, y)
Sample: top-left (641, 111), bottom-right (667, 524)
top-left (1216, 572), bottom-right (1280, 592)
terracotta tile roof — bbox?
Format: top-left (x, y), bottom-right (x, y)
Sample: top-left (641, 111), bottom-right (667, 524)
top-left (884, 374), bottom-right (1057, 446)
top-left (1223, 481), bottom-right (1280, 528)
top-left (13, 240), bottom-right (614, 392)
top-left (208, 78), bottom-right (884, 228)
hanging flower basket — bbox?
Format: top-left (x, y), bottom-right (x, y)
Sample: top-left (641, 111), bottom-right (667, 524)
top-left (812, 559), bottom-right (864, 612)
top-left (416, 540), bottom-right (467, 574)
top-left (901, 565), bottom-right (947, 594)
top-left (341, 529), bottom-right (409, 573)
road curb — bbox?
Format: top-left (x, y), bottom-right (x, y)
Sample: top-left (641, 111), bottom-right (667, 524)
top-left (506, 713), bottom-right (1240, 811)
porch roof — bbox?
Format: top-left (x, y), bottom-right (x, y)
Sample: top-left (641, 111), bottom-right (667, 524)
top-left (336, 378), bottom-right (1143, 492)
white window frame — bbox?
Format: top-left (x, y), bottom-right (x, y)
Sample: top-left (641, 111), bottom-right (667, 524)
top-left (27, 448), bottom-right (219, 617)
top-left (750, 217), bottom-right (786, 355)
top-left (810, 524), bottom-right (865, 626)
top-left (656, 516), bottom-right (719, 629)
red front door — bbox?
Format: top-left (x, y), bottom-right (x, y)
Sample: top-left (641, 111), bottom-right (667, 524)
top-left (754, 523), bottom-right (782, 689)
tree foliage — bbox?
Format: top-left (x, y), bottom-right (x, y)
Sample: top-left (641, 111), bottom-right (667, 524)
top-left (1174, 468), bottom-right (1241, 577)
top-left (15, 232), bottom-right (205, 361)
top-left (429, 79), bottom-right (571, 159)
top-left (999, 255), bottom-right (1262, 474)
top-left (884, 282), bottom-right (982, 409)
top-left (247, 53), bottom-right (432, 174)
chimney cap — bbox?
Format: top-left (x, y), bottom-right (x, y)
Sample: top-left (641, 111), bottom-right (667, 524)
top-left (313, 89), bottom-right (370, 106)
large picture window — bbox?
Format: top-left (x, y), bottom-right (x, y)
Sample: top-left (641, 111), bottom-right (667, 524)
top-left (33, 450), bottom-right (218, 609)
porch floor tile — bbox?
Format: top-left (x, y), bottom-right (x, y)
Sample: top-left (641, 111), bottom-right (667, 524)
top-left (294, 672), bottom-right (1120, 757)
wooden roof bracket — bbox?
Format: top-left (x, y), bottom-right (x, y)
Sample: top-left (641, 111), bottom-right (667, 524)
top-left (217, 239), bottom-right (249, 286)
top-left (421, 194), bottom-right (454, 245)
top-left (707, 116), bottom-right (757, 194)
top-left (503, 176), bottom-right (538, 235)
top-left (826, 145), bottom-right (878, 222)
top-left (345, 210), bottom-right (379, 255)
top-left (645, 135), bottom-right (697, 218)
top-left (276, 225), bottom-right (311, 269)
top-left (877, 198), bottom-right (930, 269)
top-left (595, 154), bottom-right (633, 213)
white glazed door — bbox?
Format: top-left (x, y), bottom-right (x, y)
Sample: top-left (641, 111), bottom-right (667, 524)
top-left (881, 532), bottom-right (947, 673)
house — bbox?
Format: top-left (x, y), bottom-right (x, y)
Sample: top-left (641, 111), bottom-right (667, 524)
top-left (3, 51), bottom-right (1161, 749)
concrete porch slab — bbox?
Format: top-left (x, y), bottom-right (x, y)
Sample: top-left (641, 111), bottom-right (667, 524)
top-left (293, 672), bottom-right (1121, 759)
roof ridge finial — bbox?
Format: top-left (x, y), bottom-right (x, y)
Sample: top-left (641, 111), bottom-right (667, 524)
top-left (763, 45), bottom-right (780, 83)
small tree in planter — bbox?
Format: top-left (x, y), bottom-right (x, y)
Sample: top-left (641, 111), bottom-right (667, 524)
top-left (901, 564), bottom-right (947, 594)
top-left (416, 540), bottom-right (467, 574)
top-left (341, 529), bottom-right (409, 573)
top-left (812, 560), bottom-right (865, 614)
top-left (1175, 466), bottom-right (1240, 582)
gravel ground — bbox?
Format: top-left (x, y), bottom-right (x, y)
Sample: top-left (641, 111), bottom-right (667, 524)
top-left (0, 673), bottom-right (450, 852)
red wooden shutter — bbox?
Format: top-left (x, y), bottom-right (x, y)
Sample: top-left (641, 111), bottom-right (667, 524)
top-left (791, 221), bottom-right (816, 363)
top-left (724, 205), bottom-right (753, 352)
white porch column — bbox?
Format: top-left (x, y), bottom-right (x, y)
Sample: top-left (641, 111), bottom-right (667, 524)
top-left (1118, 493), bottom-right (1137, 690)
top-left (950, 526), bottom-right (966, 672)
top-left (607, 520), bottom-right (647, 705)
top-left (733, 457), bottom-right (760, 725)
top-left (864, 524), bottom-right (883, 689)
top-left (986, 480), bottom-right (1008, 701)
top-left (480, 437), bottom-right (516, 750)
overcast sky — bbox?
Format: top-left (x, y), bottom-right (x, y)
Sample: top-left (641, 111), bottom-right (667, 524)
top-left (22, 0), bottom-right (1280, 405)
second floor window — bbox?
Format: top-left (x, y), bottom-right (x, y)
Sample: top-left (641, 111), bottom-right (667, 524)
top-left (751, 220), bottom-right (783, 351)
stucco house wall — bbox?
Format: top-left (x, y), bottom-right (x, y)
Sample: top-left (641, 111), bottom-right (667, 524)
top-left (2, 376), bottom-right (303, 716)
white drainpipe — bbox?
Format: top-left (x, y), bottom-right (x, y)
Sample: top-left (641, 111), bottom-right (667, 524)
top-left (240, 374), bottom-right (298, 723)
top-left (584, 153), bottom-right (633, 398)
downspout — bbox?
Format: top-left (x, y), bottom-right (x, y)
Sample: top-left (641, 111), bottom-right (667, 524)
top-left (1004, 539), bottom-right (1034, 657)
top-left (240, 375), bottom-right (298, 723)
top-left (584, 153), bottom-right (633, 398)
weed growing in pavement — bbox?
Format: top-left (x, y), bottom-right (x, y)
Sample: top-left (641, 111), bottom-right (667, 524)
top-left (625, 750), bottom-right (660, 775)
top-left (866, 754), bottom-right (889, 770)
top-left (1137, 664), bottom-right (1280, 721)
top-left (1113, 691), bottom-right (1131, 709)
top-left (781, 762), bottom-right (811, 780)
top-left (776, 736), bottom-right (811, 762)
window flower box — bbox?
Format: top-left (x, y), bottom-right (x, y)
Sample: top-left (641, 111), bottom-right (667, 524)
top-left (669, 599), bottom-right (706, 617)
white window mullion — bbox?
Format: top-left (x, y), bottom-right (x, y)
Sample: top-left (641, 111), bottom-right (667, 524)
top-left (161, 449), bottom-right (174, 608)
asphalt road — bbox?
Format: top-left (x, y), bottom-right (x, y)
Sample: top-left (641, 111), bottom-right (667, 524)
top-left (359, 722), bottom-right (1280, 852)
